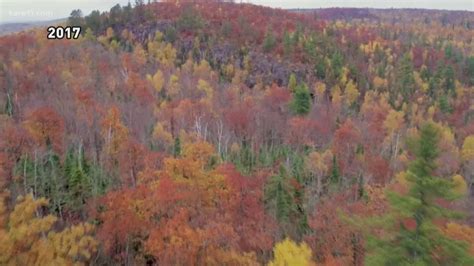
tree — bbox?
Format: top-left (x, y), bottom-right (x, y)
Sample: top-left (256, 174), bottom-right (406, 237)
top-left (265, 165), bottom-right (294, 224)
top-left (461, 135), bottom-right (474, 161)
top-left (383, 109), bottom-right (405, 162)
top-left (109, 4), bottom-right (123, 25)
top-left (24, 107), bottom-right (64, 153)
top-left (443, 222), bottom-right (474, 255)
top-left (314, 59), bottom-right (326, 80)
top-left (306, 191), bottom-right (363, 265)
top-left (147, 69), bottom-right (165, 93)
top-left (0, 194), bottom-right (97, 265)
top-left (395, 53), bottom-right (416, 102)
top-left (443, 65), bottom-right (455, 94)
top-left (465, 56), bottom-right (474, 86)
top-left (84, 10), bottom-right (101, 33)
top-left (461, 135), bottom-right (474, 193)
top-left (64, 146), bottom-right (92, 214)
top-left (173, 136), bottom-right (181, 157)
top-left (362, 122), bottom-right (474, 265)
top-left (283, 30), bottom-right (294, 57)
top-left (330, 51), bottom-right (344, 80)
top-left (345, 79), bottom-right (360, 106)
top-left (177, 5), bottom-right (204, 31)
top-left (288, 73), bottom-right (297, 92)
top-left (263, 26), bottom-right (277, 53)
top-left (290, 83), bottom-right (312, 115)
top-left (218, 164), bottom-right (275, 253)
top-left (332, 119), bottom-right (362, 179)
top-left (101, 106), bottom-right (129, 158)
top-left (68, 9), bottom-right (84, 27)
top-left (268, 238), bottom-right (313, 266)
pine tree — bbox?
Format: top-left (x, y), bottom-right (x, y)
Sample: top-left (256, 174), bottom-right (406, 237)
top-left (363, 122), bottom-right (474, 265)
top-left (263, 27), bottom-right (276, 53)
top-left (314, 59), bottom-right (326, 80)
top-left (466, 56), bottom-right (474, 86)
top-left (438, 94), bottom-right (452, 114)
top-left (331, 51), bottom-right (344, 80)
top-left (443, 65), bottom-right (455, 95)
top-left (330, 155), bottom-right (340, 184)
top-left (173, 137), bottom-right (181, 157)
top-left (283, 30), bottom-right (293, 57)
top-left (64, 146), bottom-right (91, 213)
top-left (396, 53), bottom-right (416, 102)
top-left (265, 165), bottom-right (294, 223)
top-left (290, 83), bottom-right (312, 115)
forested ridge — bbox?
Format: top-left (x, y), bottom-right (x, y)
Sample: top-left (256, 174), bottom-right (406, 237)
top-left (0, 1), bottom-right (473, 265)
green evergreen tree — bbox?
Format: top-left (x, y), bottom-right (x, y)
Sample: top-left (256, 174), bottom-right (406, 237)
top-left (283, 30), bottom-right (293, 57)
top-left (363, 123), bottom-right (474, 265)
top-left (330, 155), bottom-right (340, 184)
top-left (263, 27), bottom-right (277, 53)
top-left (265, 165), bottom-right (294, 223)
top-left (439, 94), bottom-right (453, 114)
top-left (443, 65), bottom-right (455, 95)
top-left (173, 137), bottom-right (181, 157)
top-left (67, 9), bottom-right (84, 27)
top-left (314, 59), bottom-right (326, 80)
top-left (64, 146), bottom-right (91, 214)
top-left (290, 83), bottom-right (312, 115)
top-left (396, 53), bottom-right (416, 102)
top-left (466, 56), bottom-right (474, 86)
top-left (330, 51), bottom-right (344, 80)
top-left (428, 66), bottom-right (443, 99)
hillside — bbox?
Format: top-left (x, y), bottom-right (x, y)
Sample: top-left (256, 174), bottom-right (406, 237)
top-left (0, 18), bottom-right (65, 36)
top-left (0, 1), bottom-right (473, 265)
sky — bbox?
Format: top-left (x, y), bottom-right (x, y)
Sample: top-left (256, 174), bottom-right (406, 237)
top-left (1, 0), bottom-right (473, 24)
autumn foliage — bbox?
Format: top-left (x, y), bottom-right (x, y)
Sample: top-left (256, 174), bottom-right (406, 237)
top-left (0, 1), bottom-right (473, 264)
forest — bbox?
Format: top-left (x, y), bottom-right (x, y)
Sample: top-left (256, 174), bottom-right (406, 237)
top-left (0, 1), bottom-right (473, 265)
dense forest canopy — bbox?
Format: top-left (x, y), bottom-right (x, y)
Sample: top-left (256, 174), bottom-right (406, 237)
top-left (0, 1), bottom-right (473, 265)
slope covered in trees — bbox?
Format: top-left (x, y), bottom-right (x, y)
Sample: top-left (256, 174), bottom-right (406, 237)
top-left (0, 1), bottom-right (473, 265)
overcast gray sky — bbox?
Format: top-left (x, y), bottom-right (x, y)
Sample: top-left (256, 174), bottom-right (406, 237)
top-left (1, 0), bottom-right (473, 23)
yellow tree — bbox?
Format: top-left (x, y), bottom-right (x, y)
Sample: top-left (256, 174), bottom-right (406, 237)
top-left (383, 109), bottom-right (405, 162)
top-left (305, 150), bottom-right (332, 209)
top-left (148, 34), bottom-right (177, 68)
top-left (313, 82), bottom-right (326, 102)
top-left (101, 106), bottom-right (129, 157)
top-left (152, 122), bottom-right (174, 149)
top-left (331, 85), bottom-right (342, 114)
top-left (0, 194), bottom-right (97, 265)
top-left (167, 74), bottom-right (181, 98)
top-left (462, 135), bottom-right (474, 161)
top-left (443, 222), bottom-right (474, 255)
top-left (452, 174), bottom-right (468, 196)
top-left (268, 238), bottom-right (314, 266)
top-left (133, 44), bottom-right (147, 67)
top-left (344, 80), bottom-right (360, 106)
top-left (197, 79), bottom-right (214, 100)
top-left (147, 69), bottom-right (165, 93)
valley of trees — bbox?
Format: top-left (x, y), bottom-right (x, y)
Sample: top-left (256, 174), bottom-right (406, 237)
top-left (0, 1), bottom-right (473, 265)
